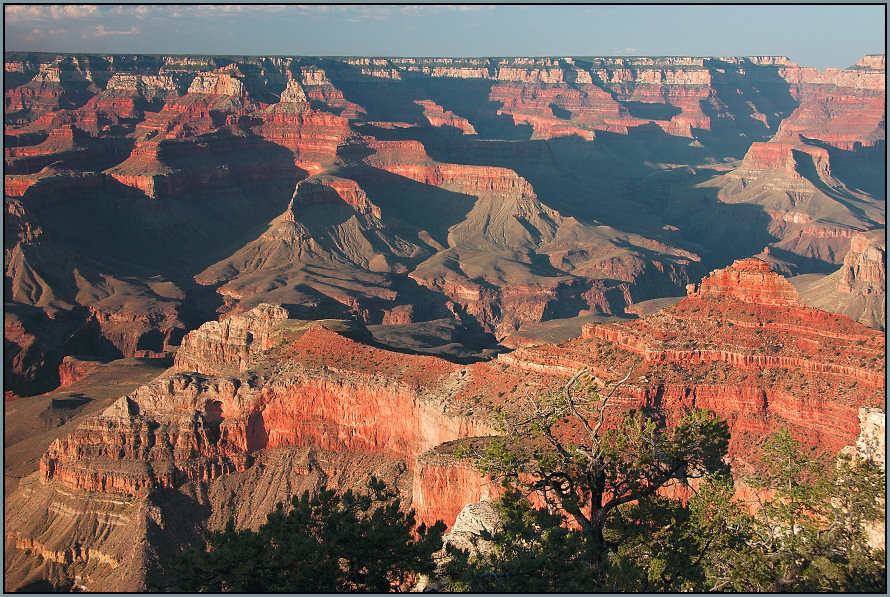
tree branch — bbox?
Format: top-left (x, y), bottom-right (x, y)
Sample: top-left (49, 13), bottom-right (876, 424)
top-left (602, 459), bottom-right (686, 512)
top-left (590, 362), bottom-right (636, 443)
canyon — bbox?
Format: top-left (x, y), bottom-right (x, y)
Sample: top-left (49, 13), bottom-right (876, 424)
top-left (5, 258), bottom-right (885, 590)
top-left (4, 53), bottom-right (885, 396)
top-left (3, 53), bottom-right (886, 591)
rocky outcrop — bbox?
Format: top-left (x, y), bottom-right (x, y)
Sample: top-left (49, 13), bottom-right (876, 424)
top-left (251, 107), bottom-right (351, 174)
top-left (793, 230), bottom-right (886, 329)
top-left (37, 262), bottom-right (886, 510)
top-left (841, 231), bottom-right (887, 289)
top-left (106, 132), bottom-right (298, 201)
top-left (415, 99), bottom-right (477, 135)
top-left (777, 55), bottom-right (885, 150)
top-left (10, 252), bottom-right (886, 590)
top-left (290, 175), bottom-right (381, 217)
top-left (42, 318), bottom-right (498, 503)
top-left (736, 141), bottom-right (831, 178)
top-left (854, 407), bottom-right (885, 468)
top-left (686, 258), bottom-right (800, 306)
top-left (58, 356), bottom-right (103, 387)
top-left (586, 260), bottom-right (885, 394)
top-left (173, 304), bottom-right (292, 375)
top-left (440, 500), bottom-right (499, 554)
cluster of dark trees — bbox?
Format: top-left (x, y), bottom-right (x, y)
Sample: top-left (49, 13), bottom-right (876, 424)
top-left (157, 370), bottom-right (885, 593)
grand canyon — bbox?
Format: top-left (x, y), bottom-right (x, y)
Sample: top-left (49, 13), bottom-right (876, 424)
top-left (4, 52), bottom-right (886, 591)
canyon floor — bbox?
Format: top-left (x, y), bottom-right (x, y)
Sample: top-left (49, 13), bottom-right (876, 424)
top-left (3, 52), bottom-right (886, 590)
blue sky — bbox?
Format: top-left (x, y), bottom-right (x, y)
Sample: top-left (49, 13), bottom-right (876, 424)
top-left (3, 4), bottom-right (885, 70)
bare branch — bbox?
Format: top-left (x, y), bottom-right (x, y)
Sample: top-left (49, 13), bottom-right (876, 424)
top-left (563, 368), bottom-right (597, 440)
top-left (590, 362), bottom-right (637, 441)
top-left (602, 459), bottom-right (685, 511)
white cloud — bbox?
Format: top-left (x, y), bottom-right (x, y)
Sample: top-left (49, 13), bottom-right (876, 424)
top-left (84, 25), bottom-right (139, 39)
top-left (109, 6), bottom-right (153, 19)
top-left (398, 5), bottom-right (488, 18)
top-left (19, 28), bottom-right (46, 42)
top-left (5, 4), bottom-right (98, 22)
top-left (336, 6), bottom-right (394, 23)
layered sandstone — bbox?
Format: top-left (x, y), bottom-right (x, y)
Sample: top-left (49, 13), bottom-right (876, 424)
top-left (589, 259), bottom-right (885, 394)
top-left (173, 303), bottom-right (292, 375)
top-left (414, 99), bottom-right (477, 135)
top-left (6, 52), bottom-right (885, 402)
top-left (290, 175), bottom-right (381, 217)
top-left (777, 55), bottom-right (885, 150)
top-left (514, 260), bottom-right (886, 458)
top-left (38, 319), bottom-right (502, 519)
top-left (736, 141), bottom-right (831, 178)
top-left (9, 252), bottom-right (887, 591)
top-left (793, 230), bottom-right (886, 330)
top-left (686, 258), bottom-right (800, 305)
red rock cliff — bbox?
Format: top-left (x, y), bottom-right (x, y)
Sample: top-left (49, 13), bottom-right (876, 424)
top-left (686, 258), bottom-right (800, 305)
top-left (41, 318), bottom-right (501, 529)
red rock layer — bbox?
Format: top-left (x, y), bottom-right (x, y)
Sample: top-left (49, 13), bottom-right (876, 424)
top-left (38, 259), bottom-right (885, 532)
top-left (173, 303), bottom-right (292, 375)
top-left (686, 258), bottom-right (800, 305)
top-left (4, 176), bottom-right (38, 197)
top-left (250, 108), bottom-right (351, 174)
top-left (290, 175), bottom-right (381, 217)
top-left (106, 132), bottom-right (297, 200)
top-left (414, 99), bottom-right (477, 134)
top-left (57, 356), bottom-right (103, 387)
top-left (5, 125), bottom-right (83, 158)
top-left (40, 325), bottom-right (500, 525)
top-left (5, 54), bottom-right (884, 398)
top-left (503, 259), bottom-right (885, 458)
top-left (738, 141), bottom-right (830, 178)
top-left (413, 456), bottom-right (498, 529)
top-left (777, 56), bottom-right (885, 149)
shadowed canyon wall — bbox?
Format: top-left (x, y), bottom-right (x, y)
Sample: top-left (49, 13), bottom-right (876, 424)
top-left (5, 53), bottom-right (885, 396)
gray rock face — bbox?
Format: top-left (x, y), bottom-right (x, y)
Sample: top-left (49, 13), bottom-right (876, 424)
top-left (442, 500), bottom-right (499, 554)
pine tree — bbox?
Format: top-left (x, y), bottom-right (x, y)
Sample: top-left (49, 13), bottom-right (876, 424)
top-left (157, 477), bottom-right (445, 592)
top-left (451, 368), bottom-right (731, 591)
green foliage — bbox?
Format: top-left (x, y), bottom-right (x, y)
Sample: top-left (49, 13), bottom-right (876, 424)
top-left (451, 368), bottom-right (885, 593)
top-left (462, 369), bottom-right (730, 546)
top-left (444, 489), bottom-right (595, 592)
top-left (452, 368), bottom-right (733, 591)
top-left (157, 477), bottom-right (445, 592)
top-left (708, 429), bottom-right (887, 592)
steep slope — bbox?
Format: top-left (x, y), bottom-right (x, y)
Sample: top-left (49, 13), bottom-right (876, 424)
top-left (792, 230), bottom-right (886, 329)
top-left (4, 307), bottom-right (510, 590)
top-left (699, 138), bottom-right (884, 269)
top-left (6, 259), bottom-right (884, 591)
top-left (4, 52), bottom-right (885, 399)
